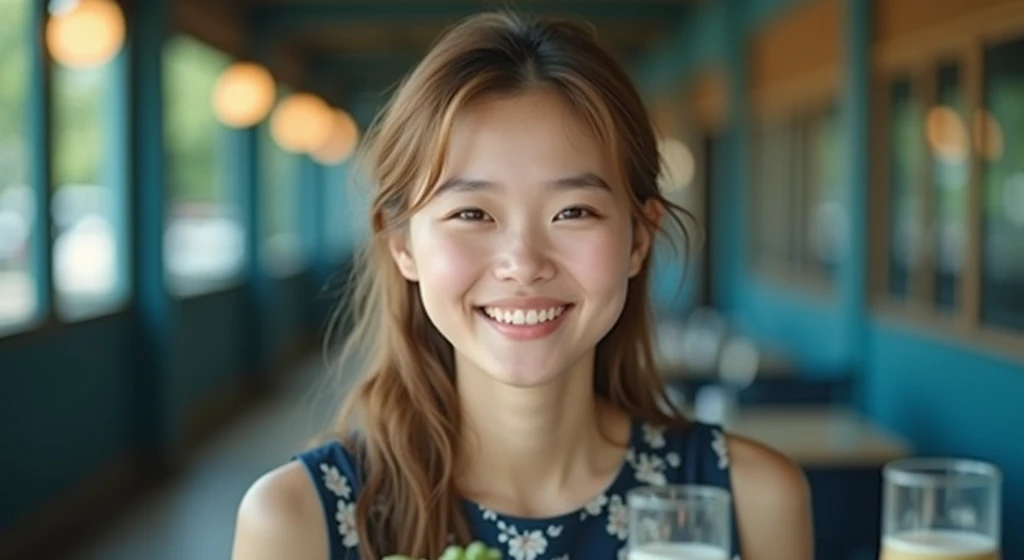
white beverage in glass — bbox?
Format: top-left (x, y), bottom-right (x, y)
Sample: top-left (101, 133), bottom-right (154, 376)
top-left (881, 529), bottom-right (998, 560)
top-left (628, 542), bottom-right (730, 560)
top-left (882, 459), bottom-right (1001, 560)
top-left (627, 485), bottom-right (731, 560)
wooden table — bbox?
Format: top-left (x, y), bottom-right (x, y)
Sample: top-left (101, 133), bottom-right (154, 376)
top-left (725, 405), bottom-right (912, 468)
top-left (657, 350), bottom-right (796, 382)
top-left (725, 406), bottom-right (913, 559)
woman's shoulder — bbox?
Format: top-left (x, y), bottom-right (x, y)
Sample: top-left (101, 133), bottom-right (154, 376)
top-left (724, 431), bottom-right (814, 559)
top-left (725, 430), bottom-right (810, 512)
top-left (232, 460), bottom-right (331, 560)
top-left (232, 438), bottom-right (365, 560)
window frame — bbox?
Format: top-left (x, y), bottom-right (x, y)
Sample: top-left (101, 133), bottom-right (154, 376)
top-left (749, 95), bottom-right (840, 296)
top-left (869, 0), bottom-right (1024, 362)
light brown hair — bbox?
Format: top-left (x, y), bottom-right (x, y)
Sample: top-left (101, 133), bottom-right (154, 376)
top-left (325, 10), bottom-right (696, 558)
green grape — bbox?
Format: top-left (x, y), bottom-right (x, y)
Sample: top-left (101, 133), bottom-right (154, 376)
top-left (438, 541), bottom-right (502, 560)
top-left (439, 545), bottom-right (465, 560)
top-left (386, 540), bottom-right (501, 560)
top-left (464, 542), bottom-right (487, 559)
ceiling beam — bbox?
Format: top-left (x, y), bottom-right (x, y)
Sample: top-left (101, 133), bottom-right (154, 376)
top-left (253, 1), bottom-right (688, 41)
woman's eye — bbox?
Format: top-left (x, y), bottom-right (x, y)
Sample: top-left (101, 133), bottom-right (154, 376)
top-left (454, 208), bottom-right (489, 221)
top-left (555, 206), bottom-right (595, 221)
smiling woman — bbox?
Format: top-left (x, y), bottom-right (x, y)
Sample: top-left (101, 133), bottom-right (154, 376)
top-left (232, 10), bottom-right (812, 560)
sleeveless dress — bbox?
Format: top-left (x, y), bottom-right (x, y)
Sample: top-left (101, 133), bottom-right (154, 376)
top-left (294, 419), bottom-right (742, 560)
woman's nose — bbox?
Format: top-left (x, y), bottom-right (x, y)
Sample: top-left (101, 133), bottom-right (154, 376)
top-left (492, 229), bottom-right (556, 286)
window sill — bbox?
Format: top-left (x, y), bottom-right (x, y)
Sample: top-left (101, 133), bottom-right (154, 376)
top-left (751, 258), bottom-right (835, 301)
top-left (871, 297), bottom-right (1024, 365)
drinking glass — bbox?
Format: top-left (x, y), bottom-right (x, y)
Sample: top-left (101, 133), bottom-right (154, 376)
top-left (882, 458), bottom-right (1001, 560)
top-left (627, 485), bottom-right (731, 560)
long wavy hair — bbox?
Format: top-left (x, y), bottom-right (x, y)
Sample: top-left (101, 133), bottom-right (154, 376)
top-left (325, 11), bottom-right (698, 559)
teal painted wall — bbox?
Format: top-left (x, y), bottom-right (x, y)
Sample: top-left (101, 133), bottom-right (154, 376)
top-left (637, 0), bottom-right (1024, 556)
top-left (0, 317), bottom-right (133, 531)
top-left (866, 323), bottom-right (1024, 557)
top-left (177, 288), bottom-right (249, 408)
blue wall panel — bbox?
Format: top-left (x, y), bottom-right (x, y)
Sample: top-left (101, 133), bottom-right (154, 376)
top-left (866, 322), bottom-right (1024, 557)
top-left (0, 317), bottom-right (132, 532)
top-left (177, 288), bottom-right (248, 408)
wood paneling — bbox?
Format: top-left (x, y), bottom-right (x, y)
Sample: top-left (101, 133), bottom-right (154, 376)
top-left (874, 0), bottom-right (1024, 70)
top-left (689, 69), bottom-right (728, 132)
top-left (750, 0), bottom-right (842, 115)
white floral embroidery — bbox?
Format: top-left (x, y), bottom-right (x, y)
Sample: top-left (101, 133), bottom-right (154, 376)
top-left (617, 547), bottom-right (628, 560)
top-left (480, 506), bottom-right (498, 521)
top-left (631, 452), bottom-right (668, 486)
top-left (500, 526), bottom-right (548, 560)
top-left (487, 516), bottom-right (558, 560)
top-left (606, 494), bottom-right (628, 541)
top-left (711, 429), bottom-right (730, 469)
top-left (579, 492), bottom-right (608, 520)
top-left (642, 423), bottom-right (667, 449)
top-left (666, 451), bottom-right (681, 468)
top-left (335, 499), bottom-right (359, 548)
top-left (319, 463), bottom-right (351, 499)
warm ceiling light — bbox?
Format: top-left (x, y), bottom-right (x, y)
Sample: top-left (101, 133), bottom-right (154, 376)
top-left (926, 105), bottom-right (968, 164)
top-left (46, 0), bottom-right (126, 69)
top-left (212, 62), bottom-right (276, 128)
top-left (973, 109), bottom-right (1004, 163)
top-left (657, 137), bottom-right (696, 193)
top-left (269, 92), bottom-right (334, 154)
top-left (312, 109), bottom-right (360, 165)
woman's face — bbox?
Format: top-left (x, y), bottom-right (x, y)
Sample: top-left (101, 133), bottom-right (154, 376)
top-left (390, 88), bottom-right (653, 388)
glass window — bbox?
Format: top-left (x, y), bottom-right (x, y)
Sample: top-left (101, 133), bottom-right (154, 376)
top-left (928, 63), bottom-right (969, 311)
top-left (163, 35), bottom-right (244, 295)
top-left (0, 0), bottom-right (36, 334)
top-left (888, 78), bottom-right (926, 299)
top-left (804, 104), bottom-right (844, 278)
top-left (260, 109), bottom-right (305, 277)
top-left (981, 38), bottom-right (1024, 331)
top-left (751, 117), bottom-right (798, 267)
top-left (323, 162), bottom-right (366, 262)
top-left (51, 59), bottom-right (128, 319)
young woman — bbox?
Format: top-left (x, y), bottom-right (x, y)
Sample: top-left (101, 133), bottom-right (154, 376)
top-left (232, 11), bottom-right (812, 560)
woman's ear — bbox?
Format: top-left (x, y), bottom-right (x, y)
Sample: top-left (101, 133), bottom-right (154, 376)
top-left (628, 199), bottom-right (663, 278)
top-left (388, 233), bottom-right (419, 281)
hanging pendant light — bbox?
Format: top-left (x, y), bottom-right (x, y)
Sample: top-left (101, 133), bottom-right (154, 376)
top-left (311, 109), bottom-right (360, 165)
top-left (269, 92), bottom-right (334, 154)
top-left (46, 0), bottom-right (126, 69)
top-left (212, 62), bottom-right (277, 128)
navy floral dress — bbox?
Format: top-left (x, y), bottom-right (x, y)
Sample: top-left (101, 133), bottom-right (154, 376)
top-left (294, 419), bottom-right (741, 560)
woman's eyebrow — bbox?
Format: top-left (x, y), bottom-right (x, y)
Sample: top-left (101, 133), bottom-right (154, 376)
top-left (434, 172), bottom-right (612, 195)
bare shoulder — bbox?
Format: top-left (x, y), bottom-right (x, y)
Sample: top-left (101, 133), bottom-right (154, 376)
top-left (727, 434), bottom-right (814, 560)
top-left (231, 461), bottom-right (329, 560)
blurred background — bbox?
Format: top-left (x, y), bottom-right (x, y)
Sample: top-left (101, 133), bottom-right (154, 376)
top-left (0, 0), bottom-right (1021, 559)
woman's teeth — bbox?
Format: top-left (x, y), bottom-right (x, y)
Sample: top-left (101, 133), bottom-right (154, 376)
top-left (482, 306), bottom-right (566, 326)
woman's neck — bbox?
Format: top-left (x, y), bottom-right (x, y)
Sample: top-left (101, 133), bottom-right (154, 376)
top-left (454, 352), bottom-right (631, 516)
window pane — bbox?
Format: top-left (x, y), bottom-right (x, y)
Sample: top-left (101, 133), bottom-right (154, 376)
top-left (804, 104), bottom-right (844, 278)
top-left (51, 61), bottom-right (128, 320)
top-left (163, 36), bottom-right (244, 295)
top-left (929, 63), bottom-right (968, 311)
top-left (0, 0), bottom-right (36, 333)
top-left (888, 78), bottom-right (926, 299)
top-left (260, 117), bottom-right (305, 277)
top-left (981, 38), bottom-right (1024, 331)
top-left (323, 162), bottom-right (366, 262)
top-left (752, 118), bottom-right (797, 266)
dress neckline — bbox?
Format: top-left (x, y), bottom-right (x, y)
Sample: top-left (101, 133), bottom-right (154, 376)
top-left (459, 416), bottom-right (641, 526)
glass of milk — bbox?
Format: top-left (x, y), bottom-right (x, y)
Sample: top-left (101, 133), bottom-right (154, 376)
top-left (626, 484), bottom-right (731, 560)
top-left (882, 458), bottom-right (1002, 560)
